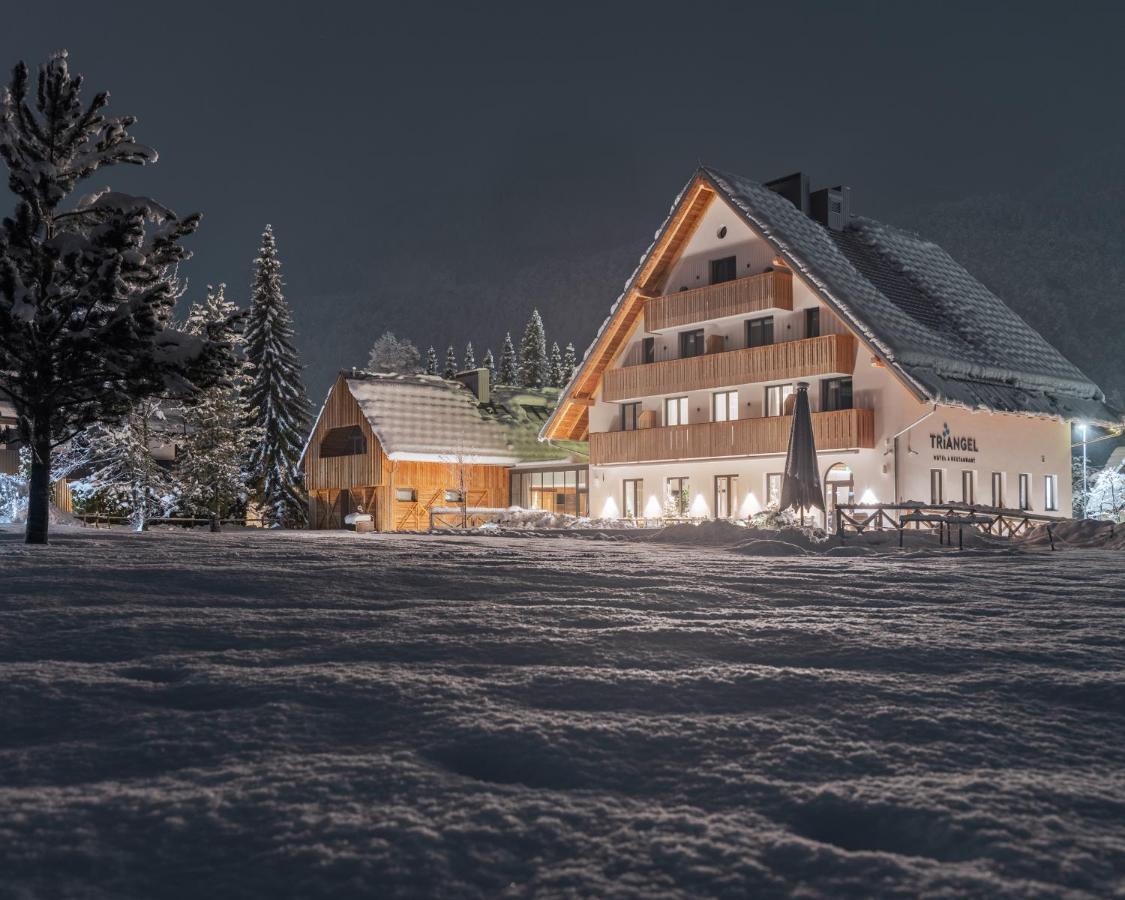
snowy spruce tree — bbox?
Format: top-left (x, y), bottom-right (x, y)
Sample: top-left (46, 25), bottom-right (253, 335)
top-left (0, 52), bottom-right (232, 543)
top-left (367, 330), bottom-right (421, 374)
top-left (425, 345), bottom-right (438, 375)
top-left (463, 341), bottom-right (476, 371)
top-left (482, 348), bottom-right (497, 383)
top-left (54, 398), bottom-right (178, 530)
top-left (561, 342), bottom-right (577, 385)
top-left (180, 286), bottom-right (259, 525)
top-left (519, 309), bottom-right (549, 388)
top-left (244, 225), bottom-right (311, 527)
top-left (443, 345), bottom-right (458, 379)
top-left (548, 341), bottom-right (563, 388)
top-left (499, 332), bottom-right (519, 384)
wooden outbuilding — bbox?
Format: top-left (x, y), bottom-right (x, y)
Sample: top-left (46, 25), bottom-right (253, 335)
top-left (301, 369), bottom-right (586, 530)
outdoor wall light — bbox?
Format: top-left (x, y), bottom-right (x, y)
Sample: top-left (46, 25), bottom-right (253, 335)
top-left (717, 225), bottom-right (728, 239)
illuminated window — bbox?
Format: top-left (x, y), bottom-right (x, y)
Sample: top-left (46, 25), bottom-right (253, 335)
top-left (1044, 475), bottom-right (1058, 511)
top-left (930, 469), bottom-right (944, 505)
top-left (623, 479), bottom-right (643, 519)
top-left (664, 396), bottom-right (688, 426)
top-left (395, 487), bottom-right (417, 502)
top-left (1018, 473), bottom-right (1031, 510)
top-left (765, 384), bottom-right (794, 417)
top-left (766, 473), bottom-right (783, 507)
top-left (991, 472), bottom-right (1003, 507)
top-left (712, 391), bottom-right (738, 422)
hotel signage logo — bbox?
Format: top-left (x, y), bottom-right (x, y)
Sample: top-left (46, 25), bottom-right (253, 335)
top-left (930, 422), bottom-right (979, 462)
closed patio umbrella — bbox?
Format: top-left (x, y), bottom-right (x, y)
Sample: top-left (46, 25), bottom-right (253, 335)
top-left (779, 382), bottom-right (825, 524)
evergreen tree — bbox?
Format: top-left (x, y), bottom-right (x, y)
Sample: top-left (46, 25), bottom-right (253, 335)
top-left (482, 348), bottom-right (497, 383)
top-left (180, 286), bottom-right (259, 525)
top-left (562, 342), bottom-right (578, 384)
top-left (463, 341), bottom-right (476, 371)
top-left (244, 225), bottom-right (311, 527)
top-left (499, 332), bottom-right (518, 384)
top-left (548, 341), bottom-right (563, 388)
top-left (0, 52), bottom-right (231, 543)
top-left (425, 346), bottom-right (438, 375)
top-left (54, 398), bottom-right (178, 531)
top-left (367, 330), bottom-right (421, 373)
top-left (443, 345), bottom-right (458, 379)
top-left (519, 309), bottom-right (549, 388)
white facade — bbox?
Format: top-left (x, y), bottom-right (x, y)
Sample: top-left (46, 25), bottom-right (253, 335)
top-left (587, 195), bottom-right (1073, 525)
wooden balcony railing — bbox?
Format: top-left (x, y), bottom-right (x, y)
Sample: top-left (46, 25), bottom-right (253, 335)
top-left (590, 408), bottom-right (876, 465)
top-left (644, 269), bottom-right (794, 332)
top-left (603, 333), bottom-right (857, 402)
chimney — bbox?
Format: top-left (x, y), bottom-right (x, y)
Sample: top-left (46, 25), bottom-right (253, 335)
top-left (764, 172), bottom-right (810, 214)
top-left (809, 185), bottom-right (852, 231)
top-left (454, 367), bottom-right (491, 404)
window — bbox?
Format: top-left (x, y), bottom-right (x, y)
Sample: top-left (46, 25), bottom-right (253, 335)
top-left (930, 469), bottom-right (944, 505)
top-left (821, 377), bottom-right (853, 412)
top-left (679, 329), bottom-right (705, 359)
top-left (620, 402), bottom-right (641, 431)
top-left (805, 307), bottom-right (821, 339)
top-left (443, 489), bottom-right (464, 504)
top-left (1018, 473), bottom-right (1031, 510)
top-left (961, 470), bottom-right (975, 505)
top-left (991, 472), bottom-right (1004, 508)
top-left (715, 475), bottom-right (738, 518)
top-left (709, 255), bottom-right (737, 284)
top-left (746, 316), bottom-right (774, 348)
top-left (642, 337), bottom-right (655, 364)
top-left (664, 396), bottom-right (688, 426)
top-left (1044, 475), bottom-right (1058, 511)
top-left (765, 383), bottom-right (794, 417)
top-left (623, 479), bottom-right (643, 519)
top-left (319, 425), bottom-right (367, 458)
top-left (766, 473), bottom-right (783, 508)
top-left (712, 390), bottom-right (738, 422)
top-left (395, 487), bottom-right (417, 502)
top-left (666, 477), bottom-right (689, 516)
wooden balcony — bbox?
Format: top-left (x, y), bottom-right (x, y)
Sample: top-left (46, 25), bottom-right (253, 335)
top-left (603, 333), bottom-right (857, 402)
top-left (644, 269), bottom-right (793, 332)
top-left (590, 408), bottom-right (876, 465)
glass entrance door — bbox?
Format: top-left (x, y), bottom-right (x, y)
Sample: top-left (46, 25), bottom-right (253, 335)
top-left (714, 475), bottom-right (738, 519)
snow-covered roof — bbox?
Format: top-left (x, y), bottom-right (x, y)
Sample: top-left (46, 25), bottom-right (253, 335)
top-left (341, 372), bottom-right (585, 465)
top-left (704, 167), bottom-right (1118, 424)
top-left (543, 167), bottom-right (1120, 440)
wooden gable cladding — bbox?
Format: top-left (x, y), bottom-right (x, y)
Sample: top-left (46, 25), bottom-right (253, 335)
top-left (303, 375), bottom-right (382, 491)
top-left (544, 176), bottom-right (715, 441)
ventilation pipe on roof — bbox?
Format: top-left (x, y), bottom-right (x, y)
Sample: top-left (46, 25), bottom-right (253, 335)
top-left (810, 185), bottom-right (852, 231)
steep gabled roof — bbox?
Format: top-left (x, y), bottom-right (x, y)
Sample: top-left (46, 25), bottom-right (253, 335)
top-left (305, 372), bottom-right (586, 466)
top-left (543, 167), bottom-right (1119, 441)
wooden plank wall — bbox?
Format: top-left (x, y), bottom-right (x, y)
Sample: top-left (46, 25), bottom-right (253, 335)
top-left (380, 458), bottom-right (509, 531)
top-left (303, 375), bottom-right (382, 492)
top-left (603, 334), bottom-right (857, 402)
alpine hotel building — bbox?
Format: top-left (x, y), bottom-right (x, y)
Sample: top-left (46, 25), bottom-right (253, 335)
top-left (541, 168), bottom-right (1119, 525)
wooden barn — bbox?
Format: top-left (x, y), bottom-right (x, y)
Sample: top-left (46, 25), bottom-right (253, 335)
top-left (302, 369), bottom-right (586, 530)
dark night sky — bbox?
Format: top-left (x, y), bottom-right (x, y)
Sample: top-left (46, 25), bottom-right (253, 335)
top-left (3, 1), bottom-right (1124, 400)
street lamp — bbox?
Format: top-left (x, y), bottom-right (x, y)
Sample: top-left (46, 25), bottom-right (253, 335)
top-left (1079, 422), bottom-right (1089, 518)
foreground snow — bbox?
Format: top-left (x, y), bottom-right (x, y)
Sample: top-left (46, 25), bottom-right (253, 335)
top-left (0, 527), bottom-right (1122, 898)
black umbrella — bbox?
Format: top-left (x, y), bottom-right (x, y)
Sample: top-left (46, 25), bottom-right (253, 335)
top-left (779, 381), bottom-right (825, 524)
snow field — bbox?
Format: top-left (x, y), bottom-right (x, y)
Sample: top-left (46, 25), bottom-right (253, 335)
top-left (0, 526), bottom-right (1123, 898)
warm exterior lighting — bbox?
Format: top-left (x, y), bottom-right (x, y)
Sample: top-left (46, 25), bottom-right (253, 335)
top-left (859, 489), bottom-right (879, 506)
top-left (689, 494), bottom-right (710, 518)
top-left (643, 495), bottom-right (663, 519)
top-left (739, 492), bottom-right (762, 517)
top-left (600, 496), bottom-right (620, 519)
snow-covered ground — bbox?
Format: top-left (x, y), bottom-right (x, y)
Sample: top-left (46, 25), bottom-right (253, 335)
top-left (1, 526), bottom-right (1123, 898)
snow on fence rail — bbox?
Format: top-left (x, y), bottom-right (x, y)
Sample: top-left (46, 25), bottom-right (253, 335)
top-left (834, 502), bottom-right (1066, 549)
top-left (427, 506), bottom-right (510, 531)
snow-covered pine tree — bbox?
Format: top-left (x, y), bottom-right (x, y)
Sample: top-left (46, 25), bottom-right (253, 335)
top-left (443, 345), bottom-right (458, 379)
top-left (0, 52), bottom-right (232, 543)
top-left (54, 398), bottom-right (178, 530)
top-left (562, 342), bottom-right (578, 384)
top-left (244, 225), bottom-right (311, 527)
top-left (425, 346), bottom-right (438, 375)
top-left (367, 331), bottom-right (421, 373)
top-left (499, 333), bottom-right (518, 384)
top-left (519, 309), bottom-right (549, 388)
top-left (463, 341), bottom-right (476, 371)
top-left (180, 286), bottom-right (259, 525)
top-left (482, 348), bottom-right (497, 383)
top-left (548, 341), bottom-right (563, 388)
